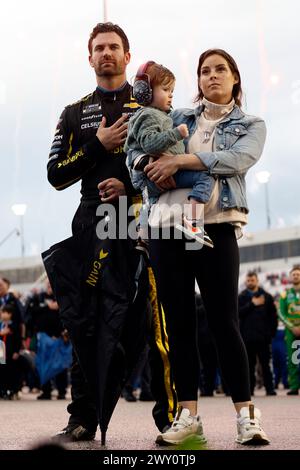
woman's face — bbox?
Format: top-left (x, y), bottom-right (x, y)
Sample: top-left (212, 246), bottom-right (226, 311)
top-left (198, 54), bottom-right (238, 105)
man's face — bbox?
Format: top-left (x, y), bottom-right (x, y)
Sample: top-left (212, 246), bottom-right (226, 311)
top-left (0, 278), bottom-right (8, 297)
top-left (246, 275), bottom-right (258, 291)
top-left (89, 32), bottom-right (130, 78)
top-left (291, 269), bottom-right (300, 286)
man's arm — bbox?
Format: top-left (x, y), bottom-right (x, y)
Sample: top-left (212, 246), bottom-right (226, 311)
top-left (48, 109), bottom-right (129, 191)
top-left (47, 107), bottom-right (106, 190)
top-left (238, 293), bottom-right (255, 318)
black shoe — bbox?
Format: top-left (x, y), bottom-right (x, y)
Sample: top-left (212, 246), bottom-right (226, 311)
top-left (266, 390), bottom-right (277, 396)
top-left (155, 425), bottom-right (171, 445)
top-left (37, 393), bottom-right (51, 400)
top-left (122, 387), bottom-right (137, 402)
top-left (57, 394), bottom-right (66, 400)
top-left (139, 391), bottom-right (154, 401)
top-left (287, 389), bottom-right (299, 395)
top-left (53, 424), bottom-right (96, 442)
top-left (123, 392), bottom-right (137, 402)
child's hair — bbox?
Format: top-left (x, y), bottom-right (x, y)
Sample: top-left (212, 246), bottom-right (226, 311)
top-left (146, 63), bottom-right (175, 88)
top-left (0, 304), bottom-right (14, 316)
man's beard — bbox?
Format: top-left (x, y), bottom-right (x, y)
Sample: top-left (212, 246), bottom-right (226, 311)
top-left (95, 62), bottom-right (124, 78)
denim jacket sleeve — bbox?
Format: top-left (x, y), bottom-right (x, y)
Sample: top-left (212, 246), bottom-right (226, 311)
top-left (196, 118), bottom-right (267, 177)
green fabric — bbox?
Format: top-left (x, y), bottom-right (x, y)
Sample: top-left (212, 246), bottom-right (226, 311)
top-left (285, 328), bottom-right (300, 390)
top-left (279, 288), bottom-right (300, 329)
top-left (280, 288), bottom-right (300, 389)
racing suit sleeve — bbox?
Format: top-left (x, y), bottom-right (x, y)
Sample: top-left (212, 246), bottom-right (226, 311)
top-left (47, 107), bottom-right (107, 190)
top-left (279, 291), bottom-right (293, 330)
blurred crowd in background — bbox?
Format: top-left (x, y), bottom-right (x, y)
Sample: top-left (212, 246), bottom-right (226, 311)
top-left (1, 266), bottom-right (300, 402)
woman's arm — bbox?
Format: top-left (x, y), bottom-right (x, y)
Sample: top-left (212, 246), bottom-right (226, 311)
top-left (145, 119), bottom-right (266, 182)
top-left (195, 120), bottom-right (266, 176)
top-left (144, 153), bottom-right (207, 184)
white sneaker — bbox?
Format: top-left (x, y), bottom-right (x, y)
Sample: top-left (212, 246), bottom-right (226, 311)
top-left (236, 405), bottom-right (270, 445)
top-left (156, 407), bottom-right (207, 445)
top-left (175, 217), bottom-right (214, 248)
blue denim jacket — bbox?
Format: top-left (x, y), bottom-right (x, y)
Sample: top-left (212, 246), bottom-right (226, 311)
top-left (126, 104), bottom-right (266, 214)
top-left (172, 105), bottom-right (266, 213)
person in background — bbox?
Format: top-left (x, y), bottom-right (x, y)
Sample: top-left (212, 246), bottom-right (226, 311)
top-left (272, 317), bottom-right (288, 390)
top-left (0, 277), bottom-right (26, 350)
top-left (0, 305), bottom-right (22, 399)
top-left (238, 271), bottom-right (278, 396)
top-left (31, 280), bottom-right (68, 400)
top-left (279, 266), bottom-right (300, 395)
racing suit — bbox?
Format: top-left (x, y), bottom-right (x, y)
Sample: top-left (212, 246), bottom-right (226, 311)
top-left (279, 288), bottom-right (300, 391)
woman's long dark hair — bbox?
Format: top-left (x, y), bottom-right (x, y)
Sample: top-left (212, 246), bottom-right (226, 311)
top-left (195, 49), bottom-right (243, 108)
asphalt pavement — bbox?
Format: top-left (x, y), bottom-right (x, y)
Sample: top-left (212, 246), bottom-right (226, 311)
top-left (1, 388), bottom-right (299, 451)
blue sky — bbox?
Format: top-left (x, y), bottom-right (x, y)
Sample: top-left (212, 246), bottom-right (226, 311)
top-left (0, 0), bottom-right (299, 259)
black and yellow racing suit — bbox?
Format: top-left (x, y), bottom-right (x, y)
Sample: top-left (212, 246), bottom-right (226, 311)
top-left (47, 81), bottom-right (177, 433)
top-left (47, 82), bottom-right (139, 233)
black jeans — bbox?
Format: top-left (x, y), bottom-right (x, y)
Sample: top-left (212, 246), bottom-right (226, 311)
top-left (244, 341), bottom-right (275, 394)
top-left (149, 223), bottom-right (251, 403)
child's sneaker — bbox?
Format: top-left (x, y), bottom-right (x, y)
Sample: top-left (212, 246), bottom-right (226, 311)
top-left (176, 217), bottom-right (214, 248)
top-left (155, 407), bottom-right (207, 445)
top-left (236, 404), bottom-right (270, 445)
top-left (133, 155), bottom-right (153, 171)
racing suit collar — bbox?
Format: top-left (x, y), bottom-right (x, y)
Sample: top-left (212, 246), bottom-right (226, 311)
top-left (96, 81), bottom-right (128, 98)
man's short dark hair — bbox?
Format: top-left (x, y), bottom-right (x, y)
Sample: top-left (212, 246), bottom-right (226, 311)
top-left (247, 271), bottom-right (258, 278)
top-left (290, 265), bottom-right (300, 274)
top-left (88, 22), bottom-right (130, 55)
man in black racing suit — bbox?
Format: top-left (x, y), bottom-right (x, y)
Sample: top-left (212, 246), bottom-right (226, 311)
top-left (47, 23), bottom-right (176, 442)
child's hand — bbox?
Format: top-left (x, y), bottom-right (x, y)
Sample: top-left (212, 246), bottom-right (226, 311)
top-left (177, 124), bottom-right (189, 138)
